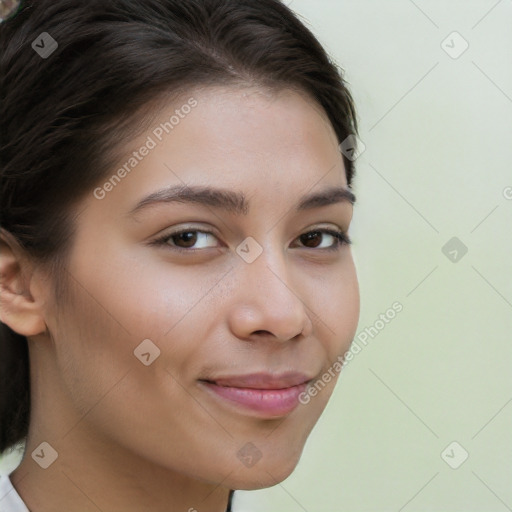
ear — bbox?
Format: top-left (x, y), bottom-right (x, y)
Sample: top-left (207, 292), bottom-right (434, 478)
top-left (0, 229), bottom-right (47, 337)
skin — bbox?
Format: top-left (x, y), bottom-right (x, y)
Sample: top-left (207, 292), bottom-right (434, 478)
top-left (1, 85), bottom-right (360, 512)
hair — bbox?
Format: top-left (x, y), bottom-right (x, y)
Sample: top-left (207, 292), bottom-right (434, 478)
top-left (0, 0), bottom-right (358, 455)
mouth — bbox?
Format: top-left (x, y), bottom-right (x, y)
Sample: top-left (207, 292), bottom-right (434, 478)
top-left (198, 372), bottom-right (313, 418)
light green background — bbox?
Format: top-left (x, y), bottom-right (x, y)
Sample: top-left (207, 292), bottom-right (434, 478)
top-left (2, 1), bottom-right (511, 511)
top-left (235, 0), bottom-right (512, 510)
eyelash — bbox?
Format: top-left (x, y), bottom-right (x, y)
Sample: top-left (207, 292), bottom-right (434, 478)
top-left (150, 227), bottom-right (352, 254)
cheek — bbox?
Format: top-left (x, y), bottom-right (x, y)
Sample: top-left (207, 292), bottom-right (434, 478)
top-left (312, 257), bottom-right (360, 357)
top-left (80, 250), bottom-right (223, 339)
top-left (47, 254), bottom-right (219, 407)
top-left (45, 278), bottom-right (136, 421)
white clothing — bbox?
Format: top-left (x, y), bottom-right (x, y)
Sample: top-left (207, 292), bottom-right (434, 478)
top-left (0, 474), bottom-right (29, 512)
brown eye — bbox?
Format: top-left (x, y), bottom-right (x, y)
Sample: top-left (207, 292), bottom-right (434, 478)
top-left (152, 229), bottom-right (219, 252)
top-left (296, 229), bottom-right (351, 251)
top-left (151, 227), bottom-right (350, 253)
top-left (300, 231), bottom-right (323, 248)
top-left (172, 231), bottom-right (199, 248)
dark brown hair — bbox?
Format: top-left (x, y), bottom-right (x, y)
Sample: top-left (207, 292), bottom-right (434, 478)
top-left (0, 0), bottom-right (358, 455)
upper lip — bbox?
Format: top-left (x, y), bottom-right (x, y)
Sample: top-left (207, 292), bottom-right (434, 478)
top-left (201, 371), bottom-right (314, 390)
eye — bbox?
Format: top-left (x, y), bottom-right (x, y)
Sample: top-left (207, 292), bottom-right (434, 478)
top-left (150, 227), bottom-right (351, 253)
top-left (294, 229), bottom-right (352, 251)
top-left (153, 229), bottom-right (219, 252)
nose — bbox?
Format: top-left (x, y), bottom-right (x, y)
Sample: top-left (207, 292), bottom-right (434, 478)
top-left (227, 245), bottom-right (314, 343)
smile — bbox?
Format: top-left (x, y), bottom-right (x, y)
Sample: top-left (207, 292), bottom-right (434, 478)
top-left (198, 372), bottom-right (313, 417)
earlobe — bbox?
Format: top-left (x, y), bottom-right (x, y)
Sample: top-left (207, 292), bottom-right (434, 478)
top-left (0, 230), bottom-right (47, 337)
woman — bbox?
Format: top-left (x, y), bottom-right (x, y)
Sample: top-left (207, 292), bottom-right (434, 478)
top-left (0, 0), bottom-right (360, 510)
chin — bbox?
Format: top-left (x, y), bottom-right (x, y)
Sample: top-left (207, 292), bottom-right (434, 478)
top-left (226, 450), bottom-right (303, 491)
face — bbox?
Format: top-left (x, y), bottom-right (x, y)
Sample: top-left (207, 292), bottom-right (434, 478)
top-left (42, 86), bottom-right (359, 489)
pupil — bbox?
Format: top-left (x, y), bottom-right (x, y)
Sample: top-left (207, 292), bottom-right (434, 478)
top-left (301, 231), bottom-right (320, 248)
top-left (177, 232), bottom-right (197, 247)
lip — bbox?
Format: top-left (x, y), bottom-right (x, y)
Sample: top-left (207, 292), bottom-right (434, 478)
top-left (204, 371), bottom-right (313, 389)
top-left (199, 372), bottom-right (313, 418)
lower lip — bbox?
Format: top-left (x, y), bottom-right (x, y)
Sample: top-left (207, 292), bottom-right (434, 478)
top-left (200, 381), bottom-right (308, 417)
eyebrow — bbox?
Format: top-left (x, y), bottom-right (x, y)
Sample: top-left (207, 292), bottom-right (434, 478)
top-left (128, 184), bottom-right (356, 217)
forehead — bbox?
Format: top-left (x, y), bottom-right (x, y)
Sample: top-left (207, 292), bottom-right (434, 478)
top-left (187, 85), bottom-right (339, 160)
top-left (86, 85), bottom-right (348, 218)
